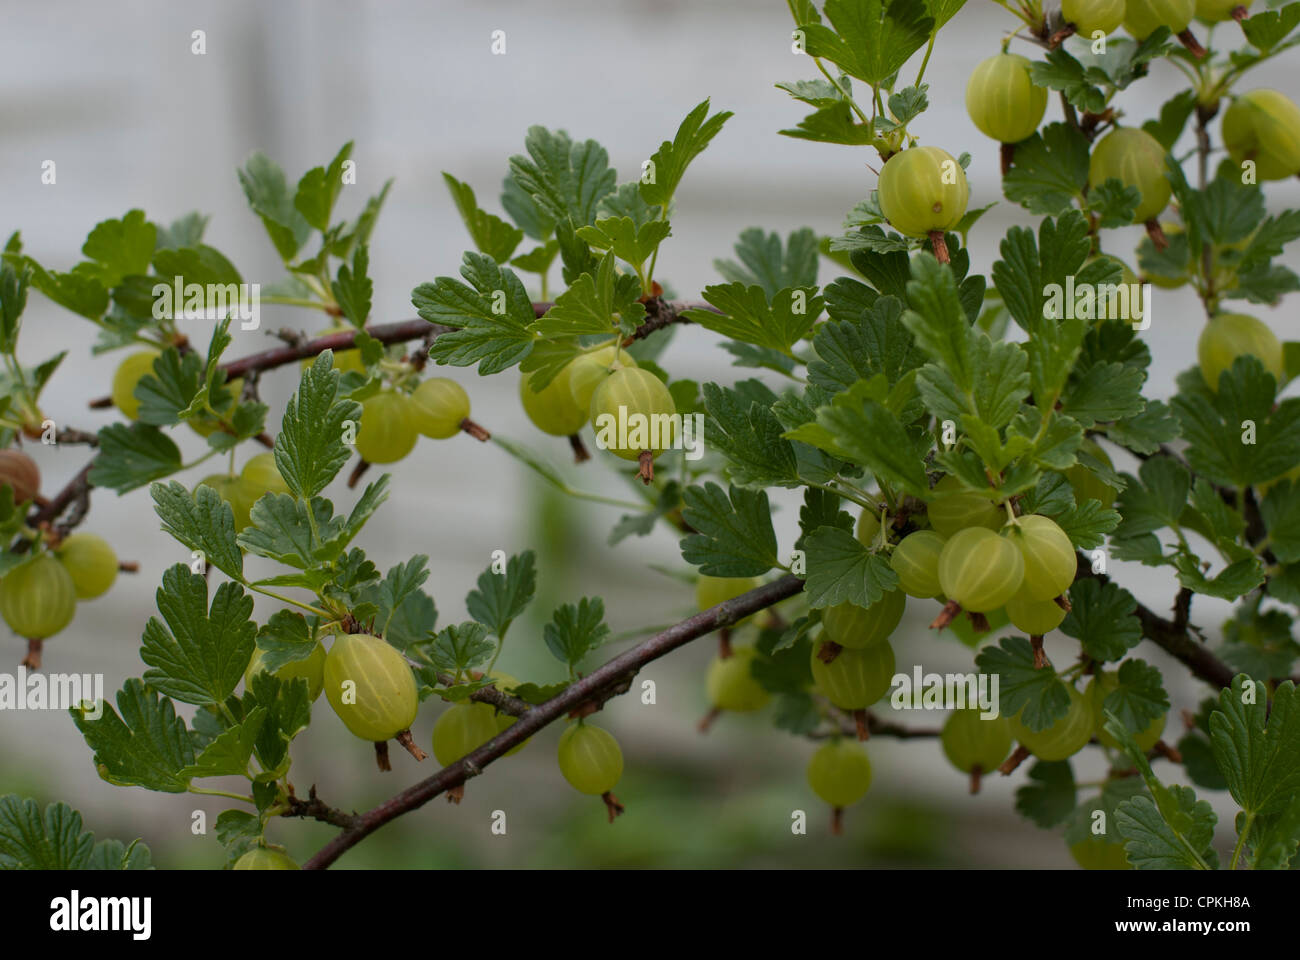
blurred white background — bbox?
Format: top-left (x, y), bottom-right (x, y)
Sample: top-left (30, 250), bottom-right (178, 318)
top-left (1, 0), bottom-right (1296, 868)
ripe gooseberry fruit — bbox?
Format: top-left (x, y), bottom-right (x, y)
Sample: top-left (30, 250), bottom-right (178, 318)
top-left (941, 708), bottom-right (1012, 791)
top-left (111, 349), bottom-right (161, 421)
top-left (965, 53), bottom-right (1047, 145)
top-left (54, 532), bottom-right (118, 600)
top-left (590, 366), bottom-right (676, 483)
top-left (410, 377), bottom-right (471, 439)
top-left (300, 327), bottom-right (365, 375)
top-left (520, 367), bottom-right (588, 437)
top-left (1197, 313), bottom-right (1285, 391)
top-left (1008, 685), bottom-right (1095, 761)
top-left (1223, 89), bottom-right (1300, 182)
top-left (355, 390), bottom-right (419, 464)
top-left (196, 474), bottom-right (255, 531)
top-left (1195, 0), bottom-right (1252, 21)
top-left (232, 847), bottom-right (299, 870)
top-left (821, 591), bottom-right (906, 649)
top-left (1085, 670), bottom-right (1167, 752)
top-left (937, 528), bottom-right (1025, 613)
top-left (809, 638), bottom-right (895, 712)
top-left (1068, 437), bottom-right (1118, 508)
top-left (1089, 128), bottom-right (1173, 224)
top-left (877, 146), bottom-right (970, 261)
top-left (241, 452), bottom-right (291, 502)
top-left (485, 672), bottom-right (529, 755)
top-left (1005, 514), bottom-right (1076, 602)
top-left (557, 722), bottom-right (624, 813)
top-left (568, 345), bottom-right (637, 414)
top-left (0, 553), bottom-right (77, 639)
top-left (1125, 0), bottom-right (1195, 38)
top-left (323, 633), bottom-right (419, 744)
top-left (706, 645), bottom-right (771, 712)
top-left (927, 475), bottom-right (1003, 537)
top-left (1005, 587), bottom-right (1068, 635)
top-left (855, 508), bottom-right (881, 547)
top-left (245, 640), bottom-right (327, 701)
top-left (806, 738), bottom-right (872, 829)
top-left (0, 449), bottom-right (40, 505)
top-left (1062, 0), bottom-right (1126, 34)
top-left (432, 701), bottom-right (502, 766)
top-left (890, 530), bottom-right (946, 599)
top-left (1069, 835), bottom-right (1132, 870)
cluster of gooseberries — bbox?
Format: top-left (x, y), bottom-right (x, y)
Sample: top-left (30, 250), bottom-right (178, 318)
top-left (355, 376), bottom-right (489, 467)
top-left (0, 449), bottom-right (121, 667)
top-left (519, 342), bottom-right (678, 484)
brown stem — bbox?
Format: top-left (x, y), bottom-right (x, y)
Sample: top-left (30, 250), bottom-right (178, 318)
top-left (20, 638), bottom-right (42, 670)
top-left (928, 230), bottom-right (951, 265)
top-left (816, 639), bottom-right (843, 664)
top-left (347, 458), bottom-right (371, 490)
top-left (394, 729), bottom-right (427, 762)
top-left (374, 741), bottom-right (391, 772)
top-left (930, 599), bottom-right (962, 630)
top-left (601, 791), bottom-right (625, 823)
top-left (87, 396), bottom-right (113, 410)
top-left (1154, 740), bottom-right (1184, 764)
top-left (969, 765), bottom-right (983, 795)
top-left (1047, 23), bottom-right (1076, 48)
top-left (636, 450), bottom-right (655, 485)
top-left (853, 709), bottom-right (869, 742)
top-left (718, 628), bottom-right (733, 659)
top-left (1000, 142), bottom-right (1016, 177)
top-left (1144, 219), bottom-right (1169, 252)
top-left (303, 575), bottom-right (805, 869)
top-left (998, 744), bottom-right (1032, 776)
top-left (831, 807), bottom-right (844, 836)
top-left (568, 433), bottom-right (591, 463)
top-left (282, 784), bottom-right (359, 829)
top-left (459, 418), bottom-right (490, 442)
top-left (1232, 5), bottom-right (1248, 21)
top-left (1031, 635), bottom-right (1047, 670)
top-left (446, 785), bottom-right (465, 804)
top-left (1177, 28), bottom-right (1206, 59)
top-left (698, 706), bottom-right (722, 733)
top-left (1053, 593), bottom-right (1072, 611)
top-left (966, 610), bottom-right (991, 634)
top-left (117, 561), bottom-right (139, 573)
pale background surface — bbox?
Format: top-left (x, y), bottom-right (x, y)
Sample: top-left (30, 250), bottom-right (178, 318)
top-left (1, 0), bottom-right (1296, 868)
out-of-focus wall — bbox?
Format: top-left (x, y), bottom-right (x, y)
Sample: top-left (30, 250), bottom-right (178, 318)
top-left (1, 0), bottom-right (1296, 867)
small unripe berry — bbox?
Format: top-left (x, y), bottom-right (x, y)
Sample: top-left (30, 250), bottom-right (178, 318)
top-left (889, 530), bottom-right (947, 599)
top-left (111, 349), bottom-right (161, 421)
top-left (1195, 0), bottom-right (1252, 22)
top-left (937, 528), bottom-right (1025, 612)
top-left (1197, 313), bottom-right (1285, 391)
top-left (410, 377), bottom-right (471, 439)
top-left (323, 633), bottom-right (419, 742)
top-left (567, 346), bottom-right (636, 414)
top-left (820, 590), bottom-right (905, 649)
top-left (1009, 685), bottom-right (1095, 761)
top-left (232, 847), bottom-right (299, 870)
top-left (355, 390), bottom-right (419, 464)
top-left (927, 476), bottom-right (1004, 537)
top-left (55, 532), bottom-right (118, 600)
top-left (877, 146), bottom-right (970, 239)
top-left (965, 53), bottom-right (1047, 144)
top-left (706, 646), bottom-right (771, 712)
top-left (557, 722), bottom-right (623, 795)
top-left (1089, 128), bottom-right (1172, 224)
top-left (245, 640), bottom-right (327, 701)
top-left (1222, 89), bottom-right (1300, 182)
top-left (0, 554), bottom-right (77, 639)
top-left (1063, 0), bottom-right (1126, 34)
top-left (1124, 0), bottom-right (1195, 38)
top-left (520, 366), bottom-right (588, 436)
top-left (806, 738), bottom-right (872, 808)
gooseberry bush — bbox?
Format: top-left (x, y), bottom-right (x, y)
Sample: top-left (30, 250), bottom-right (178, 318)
top-left (1, 0), bottom-right (1300, 872)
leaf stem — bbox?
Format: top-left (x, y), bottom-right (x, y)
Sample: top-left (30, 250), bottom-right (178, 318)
top-left (188, 785), bottom-right (256, 804)
top-left (1229, 812), bottom-right (1254, 870)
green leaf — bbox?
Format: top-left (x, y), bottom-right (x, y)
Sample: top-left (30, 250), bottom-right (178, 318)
top-left (276, 353), bottom-right (363, 500)
top-left (1061, 361), bottom-right (1147, 427)
top-left (79, 209), bottom-right (156, 288)
top-left (245, 673), bottom-right (311, 776)
top-left (443, 172), bottom-right (525, 263)
top-left (181, 708), bottom-right (267, 779)
top-left (807, 295), bottom-right (924, 396)
top-left (543, 597), bottom-right (611, 669)
top-left (428, 622), bottom-right (495, 675)
top-left (975, 636), bottom-right (1071, 731)
top-left (900, 252), bottom-right (978, 392)
top-left (1060, 578), bottom-right (1143, 662)
top-left (139, 565), bottom-right (257, 706)
top-left (701, 382), bottom-right (800, 487)
top-left (253, 610), bottom-right (318, 675)
top-left (683, 283), bottom-right (822, 354)
top-left (779, 103), bottom-right (877, 145)
top-left (679, 482), bottom-right (780, 577)
top-left (238, 152), bottom-right (312, 262)
top-left (1142, 89), bottom-right (1197, 151)
top-left (1029, 48), bottom-right (1106, 115)
top-left (466, 551), bottom-right (536, 641)
top-left (1261, 480), bottom-right (1300, 563)
top-left (151, 482), bottom-right (244, 580)
top-left (1053, 498), bottom-right (1121, 550)
top-left (155, 211), bottom-right (209, 250)
top-left (239, 494), bottom-right (340, 568)
top-left (331, 243), bottom-right (372, 327)
top-left (1002, 124), bottom-right (1090, 216)
top-left (0, 796), bottom-right (150, 870)
top-left (714, 227), bottom-right (819, 299)
top-left (784, 380), bottom-right (929, 497)
top-left (135, 347), bottom-right (203, 426)
top-left (89, 423), bottom-right (182, 493)
top-left (1173, 357), bottom-right (1300, 487)
top-left (152, 243), bottom-right (243, 288)
top-left (801, 526), bottom-right (898, 609)
top-left (72, 679), bottom-right (195, 793)
top-left (1103, 658), bottom-right (1170, 732)
top-left (294, 141), bottom-right (354, 232)
top-left (508, 126), bottom-right (616, 228)
top-left (1241, 2), bottom-right (1300, 52)
top-left (23, 257), bottom-right (108, 319)
top-left (1210, 677), bottom-right (1300, 817)
top-left (1248, 796), bottom-right (1300, 870)
top-left (576, 216), bottom-right (672, 273)
top-left (799, 0), bottom-right (933, 85)
top-left (1114, 455), bottom-right (1191, 539)
top-left (641, 98), bottom-right (733, 208)
top-left (1015, 761), bottom-right (1077, 828)
top-left (414, 252), bottom-right (537, 373)
top-left (532, 252), bottom-right (644, 337)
